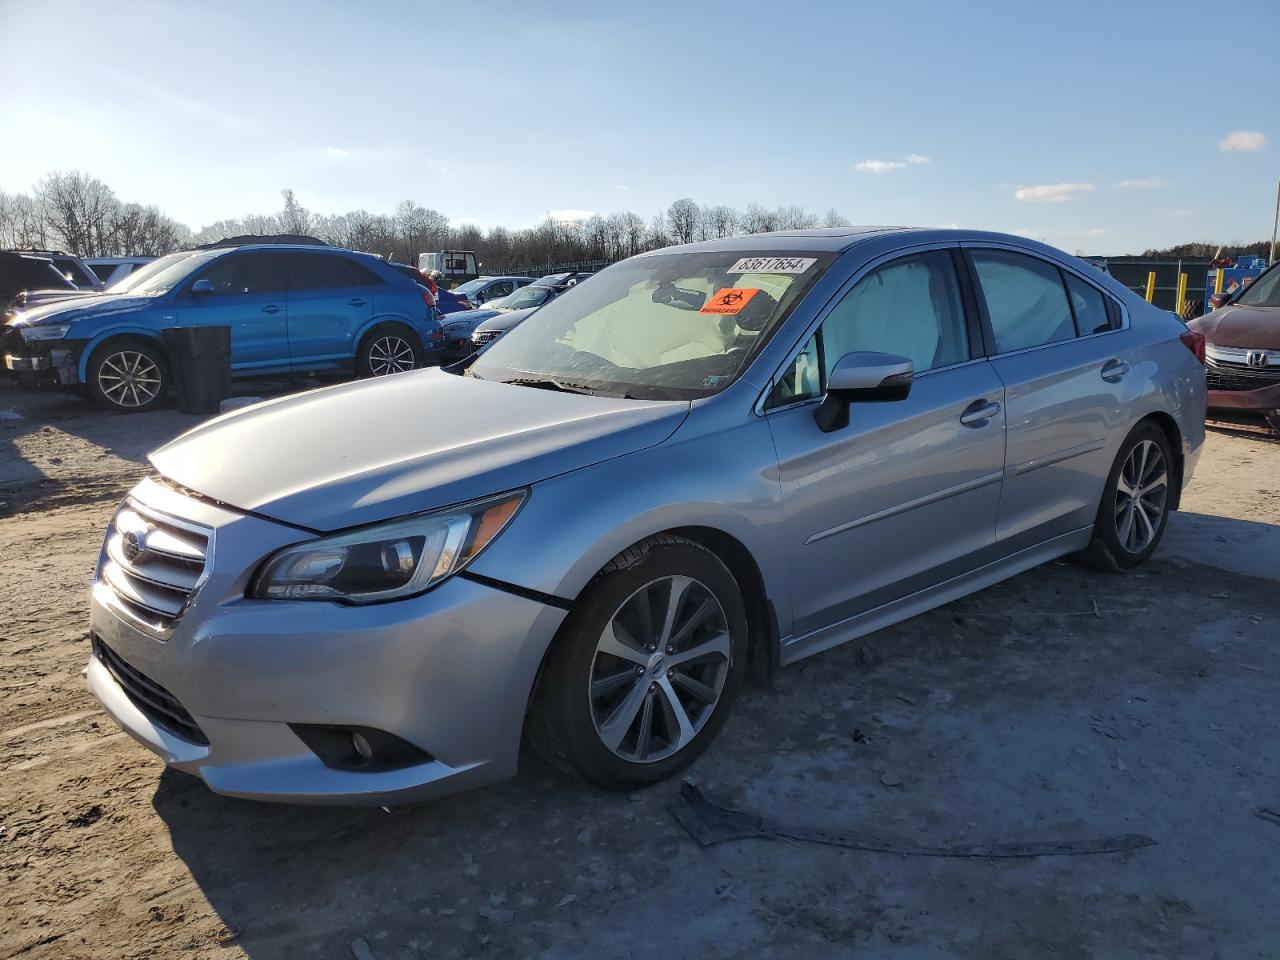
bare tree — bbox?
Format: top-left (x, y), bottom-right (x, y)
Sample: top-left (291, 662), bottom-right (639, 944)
top-left (822, 208), bottom-right (849, 228)
top-left (279, 189), bottom-right (313, 235)
top-left (666, 198), bottom-right (699, 245)
top-left (35, 171), bottom-right (120, 255)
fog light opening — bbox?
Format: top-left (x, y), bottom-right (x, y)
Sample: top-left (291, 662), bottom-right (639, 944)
top-left (288, 723), bottom-right (434, 773)
top-left (351, 731), bottom-right (374, 762)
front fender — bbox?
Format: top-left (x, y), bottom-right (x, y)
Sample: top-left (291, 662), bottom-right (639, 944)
top-left (467, 412), bottom-right (790, 628)
top-left (75, 326), bottom-right (167, 381)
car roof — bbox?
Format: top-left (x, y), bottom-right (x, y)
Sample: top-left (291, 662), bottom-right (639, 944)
top-left (636, 226), bottom-right (916, 257)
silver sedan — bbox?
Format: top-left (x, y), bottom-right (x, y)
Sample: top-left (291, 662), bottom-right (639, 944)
top-left (86, 228), bottom-right (1206, 804)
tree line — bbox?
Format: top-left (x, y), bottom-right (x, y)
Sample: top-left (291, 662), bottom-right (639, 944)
top-left (0, 171), bottom-right (850, 271)
top-left (6, 170), bottom-right (1269, 271)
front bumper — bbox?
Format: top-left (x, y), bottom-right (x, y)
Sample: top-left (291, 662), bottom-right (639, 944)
top-left (1206, 382), bottom-right (1280, 412)
top-left (86, 478), bottom-right (568, 805)
top-left (2, 336), bottom-right (83, 384)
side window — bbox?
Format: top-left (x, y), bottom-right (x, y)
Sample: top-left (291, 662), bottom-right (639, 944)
top-left (1064, 273), bottom-right (1112, 335)
top-left (822, 251), bottom-right (970, 377)
top-left (971, 250), bottom-right (1076, 352)
top-left (489, 281), bottom-right (514, 298)
top-left (195, 254), bottom-right (285, 297)
top-left (769, 333), bottom-right (822, 407)
top-left (341, 257), bottom-right (383, 287)
top-left (289, 253), bottom-right (343, 291)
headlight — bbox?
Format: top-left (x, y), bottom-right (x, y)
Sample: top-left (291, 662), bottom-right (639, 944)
top-left (20, 323), bottom-right (71, 341)
top-left (251, 491), bottom-right (526, 603)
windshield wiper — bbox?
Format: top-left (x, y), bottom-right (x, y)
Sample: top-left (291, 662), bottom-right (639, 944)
top-left (501, 377), bottom-right (596, 395)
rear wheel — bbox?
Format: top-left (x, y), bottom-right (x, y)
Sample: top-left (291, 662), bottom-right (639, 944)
top-left (358, 324), bottom-right (422, 377)
top-left (86, 339), bottom-right (168, 413)
top-left (528, 535), bottom-right (747, 789)
top-left (1078, 423), bottom-right (1173, 570)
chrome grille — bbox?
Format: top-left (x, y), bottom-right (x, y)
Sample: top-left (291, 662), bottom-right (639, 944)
top-left (1205, 356), bottom-right (1280, 392)
top-left (472, 329), bottom-right (503, 347)
top-left (99, 499), bottom-right (211, 629)
top-left (93, 636), bottom-right (207, 744)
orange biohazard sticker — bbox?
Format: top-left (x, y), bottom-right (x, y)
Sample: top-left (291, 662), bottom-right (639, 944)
top-left (700, 287), bottom-right (761, 315)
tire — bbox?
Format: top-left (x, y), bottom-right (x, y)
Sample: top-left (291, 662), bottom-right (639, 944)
top-left (1265, 410), bottom-right (1280, 438)
top-left (357, 324), bottom-right (423, 377)
top-left (85, 338), bottom-right (168, 413)
top-left (1077, 423), bottom-right (1174, 571)
top-left (528, 534), bottom-right (748, 790)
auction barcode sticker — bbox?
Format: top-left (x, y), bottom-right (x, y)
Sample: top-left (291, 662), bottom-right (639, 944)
top-left (727, 257), bottom-right (816, 274)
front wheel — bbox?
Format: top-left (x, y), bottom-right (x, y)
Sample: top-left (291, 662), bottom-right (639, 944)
top-left (86, 340), bottom-right (168, 412)
top-left (358, 324), bottom-right (422, 377)
top-left (1078, 423), bottom-right (1174, 570)
top-left (528, 535), bottom-right (747, 789)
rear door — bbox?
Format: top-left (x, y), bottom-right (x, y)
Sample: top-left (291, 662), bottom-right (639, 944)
top-left (765, 247), bottom-right (1006, 654)
top-left (177, 252), bottom-right (289, 370)
top-left (963, 246), bottom-right (1132, 548)
top-left (284, 252), bottom-right (377, 367)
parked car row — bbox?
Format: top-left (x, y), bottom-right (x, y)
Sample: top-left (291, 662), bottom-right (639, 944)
top-left (2, 244), bottom-right (446, 411)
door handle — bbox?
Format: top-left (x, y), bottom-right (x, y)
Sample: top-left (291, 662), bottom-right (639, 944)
top-left (261, 304), bottom-right (282, 314)
top-left (348, 298), bottom-right (366, 307)
top-left (960, 399), bottom-right (1001, 426)
top-left (1101, 358), bottom-right (1130, 383)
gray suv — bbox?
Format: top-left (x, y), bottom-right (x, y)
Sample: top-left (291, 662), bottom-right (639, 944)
top-left (86, 228), bottom-right (1205, 804)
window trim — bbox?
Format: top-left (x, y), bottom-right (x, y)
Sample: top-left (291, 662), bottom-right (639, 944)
top-left (957, 242), bottom-right (1128, 362)
top-left (757, 241), bottom-right (983, 415)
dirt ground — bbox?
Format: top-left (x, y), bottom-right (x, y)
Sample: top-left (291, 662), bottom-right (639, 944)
top-left (2, 378), bottom-right (1278, 960)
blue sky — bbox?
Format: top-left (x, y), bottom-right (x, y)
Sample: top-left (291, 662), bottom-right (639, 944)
top-left (1, 0), bottom-right (1276, 255)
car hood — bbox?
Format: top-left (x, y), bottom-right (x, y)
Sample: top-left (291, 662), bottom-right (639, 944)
top-left (475, 307), bottom-right (535, 333)
top-left (150, 368), bottom-right (690, 530)
top-left (1189, 305), bottom-right (1280, 349)
top-left (9, 293), bottom-right (153, 327)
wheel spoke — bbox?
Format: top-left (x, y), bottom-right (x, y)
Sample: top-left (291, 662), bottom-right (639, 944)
top-left (1117, 501), bottom-right (1136, 550)
top-left (1134, 500), bottom-right (1155, 545)
top-left (598, 677), bottom-right (648, 751)
top-left (1115, 473), bottom-right (1135, 497)
top-left (668, 595), bottom-right (716, 650)
top-left (1139, 471), bottom-right (1167, 498)
top-left (671, 671), bottom-right (719, 705)
top-left (597, 620), bottom-right (647, 665)
top-left (633, 692), bottom-right (656, 760)
top-left (591, 668), bottom-right (638, 700)
top-left (656, 677), bottom-right (695, 748)
top-left (667, 630), bottom-right (730, 668)
top-left (657, 576), bottom-right (692, 645)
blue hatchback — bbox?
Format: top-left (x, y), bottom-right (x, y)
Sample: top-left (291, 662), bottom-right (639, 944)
top-left (1, 244), bottom-right (445, 411)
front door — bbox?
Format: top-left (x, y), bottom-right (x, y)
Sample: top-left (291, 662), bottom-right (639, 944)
top-left (765, 249), bottom-right (1006, 655)
top-left (177, 252), bottom-right (289, 371)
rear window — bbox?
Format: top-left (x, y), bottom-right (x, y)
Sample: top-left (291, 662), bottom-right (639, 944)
top-left (288, 253), bottom-right (383, 290)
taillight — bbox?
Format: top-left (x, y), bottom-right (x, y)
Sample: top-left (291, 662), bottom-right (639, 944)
top-left (421, 290), bottom-right (436, 311)
top-left (431, 330), bottom-right (445, 343)
top-left (1179, 330), bottom-right (1205, 364)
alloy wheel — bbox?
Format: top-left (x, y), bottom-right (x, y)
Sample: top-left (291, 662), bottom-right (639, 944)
top-left (367, 335), bottom-right (416, 375)
top-left (1114, 439), bottom-right (1168, 553)
top-left (589, 575), bottom-right (730, 763)
top-left (97, 350), bottom-right (162, 409)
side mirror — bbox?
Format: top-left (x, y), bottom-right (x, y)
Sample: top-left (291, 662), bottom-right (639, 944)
top-left (190, 278), bottom-right (215, 296)
top-left (814, 351), bottom-right (913, 433)
top-left (1208, 292), bottom-right (1231, 310)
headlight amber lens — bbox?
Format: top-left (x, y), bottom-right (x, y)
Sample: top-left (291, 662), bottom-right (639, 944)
top-left (252, 491), bottom-right (526, 603)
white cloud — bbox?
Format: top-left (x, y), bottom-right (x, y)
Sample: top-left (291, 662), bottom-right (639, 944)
top-left (856, 159), bottom-right (905, 174)
top-left (1013, 227), bottom-right (1037, 238)
top-left (1014, 182), bottom-right (1095, 203)
top-left (1116, 177), bottom-right (1164, 189)
top-left (1218, 130), bottom-right (1267, 152)
top-left (325, 146), bottom-right (351, 158)
top-left (547, 208), bottom-right (596, 223)
top-left (1169, 208), bottom-right (1196, 218)
top-left (856, 152), bottom-right (930, 174)
top-left (1085, 228), bottom-right (1107, 236)
top-left (606, 183), bottom-right (629, 191)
